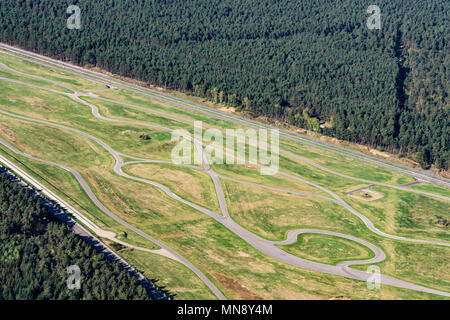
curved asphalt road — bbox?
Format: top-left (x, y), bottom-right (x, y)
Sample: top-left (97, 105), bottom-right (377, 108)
top-left (1, 69), bottom-right (449, 244)
top-left (0, 63), bottom-right (449, 297)
top-left (273, 229), bottom-right (386, 267)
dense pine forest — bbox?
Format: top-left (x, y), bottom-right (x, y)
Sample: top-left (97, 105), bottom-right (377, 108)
top-left (0, 0), bottom-right (448, 170)
top-left (0, 169), bottom-right (155, 300)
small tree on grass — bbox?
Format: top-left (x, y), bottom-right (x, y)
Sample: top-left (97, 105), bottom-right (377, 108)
top-left (139, 134), bottom-right (151, 141)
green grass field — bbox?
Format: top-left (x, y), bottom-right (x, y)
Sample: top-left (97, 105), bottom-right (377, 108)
top-left (222, 179), bottom-right (368, 241)
top-left (345, 186), bottom-right (450, 242)
top-left (277, 234), bottom-right (375, 265)
top-left (122, 162), bottom-right (220, 212)
top-left (0, 51), bottom-right (449, 300)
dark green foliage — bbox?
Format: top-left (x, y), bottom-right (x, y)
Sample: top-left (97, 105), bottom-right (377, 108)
top-left (0, 171), bottom-right (152, 300)
top-left (0, 0), bottom-right (448, 169)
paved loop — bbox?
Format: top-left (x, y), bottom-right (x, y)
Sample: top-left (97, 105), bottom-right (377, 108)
top-left (1, 60), bottom-right (450, 297)
top-left (273, 229), bottom-right (386, 266)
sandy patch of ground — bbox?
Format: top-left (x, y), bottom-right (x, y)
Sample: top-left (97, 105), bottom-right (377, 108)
top-left (218, 106), bottom-right (236, 113)
top-left (0, 124), bottom-right (16, 142)
top-left (440, 170), bottom-right (450, 179)
top-left (212, 273), bottom-right (263, 300)
top-left (121, 130), bottom-right (136, 135)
